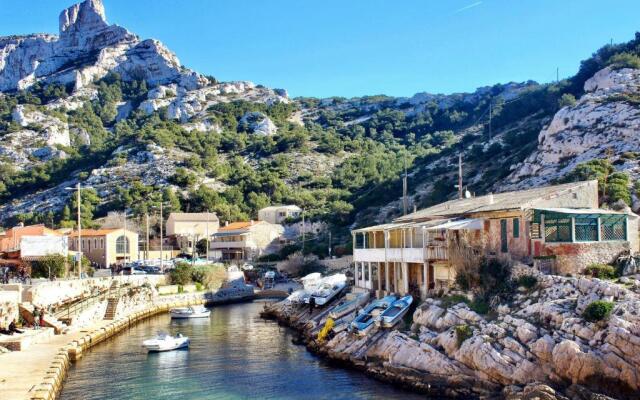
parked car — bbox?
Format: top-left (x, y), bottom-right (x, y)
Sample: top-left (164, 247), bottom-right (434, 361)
top-left (142, 266), bottom-right (161, 274)
top-left (122, 266), bottom-right (147, 275)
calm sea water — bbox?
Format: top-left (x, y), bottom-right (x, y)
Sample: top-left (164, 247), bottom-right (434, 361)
top-left (59, 301), bottom-right (425, 400)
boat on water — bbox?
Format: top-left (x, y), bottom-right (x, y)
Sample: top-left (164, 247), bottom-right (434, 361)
top-left (306, 274), bottom-right (347, 306)
top-left (349, 295), bottom-right (397, 336)
top-left (143, 332), bottom-right (190, 352)
top-left (376, 295), bottom-right (414, 328)
top-left (170, 305), bottom-right (211, 319)
top-left (328, 291), bottom-right (370, 319)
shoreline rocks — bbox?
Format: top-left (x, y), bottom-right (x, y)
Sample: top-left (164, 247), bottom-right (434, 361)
top-left (261, 266), bottom-right (640, 399)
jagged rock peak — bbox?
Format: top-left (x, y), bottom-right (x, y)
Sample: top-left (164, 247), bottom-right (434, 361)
top-left (59, 0), bottom-right (108, 35)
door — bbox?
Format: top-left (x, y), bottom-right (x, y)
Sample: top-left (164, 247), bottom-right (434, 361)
top-left (500, 219), bottom-right (508, 253)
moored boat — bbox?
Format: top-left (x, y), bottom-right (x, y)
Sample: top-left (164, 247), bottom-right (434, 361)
top-left (328, 291), bottom-right (370, 319)
top-left (376, 295), bottom-right (413, 328)
top-left (143, 332), bottom-right (190, 352)
top-left (349, 295), bottom-right (396, 336)
top-left (170, 305), bottom-right (211, 319)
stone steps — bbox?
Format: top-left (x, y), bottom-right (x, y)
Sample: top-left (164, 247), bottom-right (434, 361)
top-left (103, 298), bottom-right (119, 320)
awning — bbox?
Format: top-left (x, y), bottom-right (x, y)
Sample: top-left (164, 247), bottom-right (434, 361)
top-left (534, 207), bottom-right (625, 215)
top-left (426, 218), bottom-right (484, 231)
top-left (213, 231), bottom-right (249, 238)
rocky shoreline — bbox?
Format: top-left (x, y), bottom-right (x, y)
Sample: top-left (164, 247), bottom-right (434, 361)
top-left (261, 265), bottom-right (640, 400)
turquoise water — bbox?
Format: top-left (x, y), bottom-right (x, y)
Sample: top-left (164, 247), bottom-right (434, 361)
top-left (59, 302), bottom-right (425, 400)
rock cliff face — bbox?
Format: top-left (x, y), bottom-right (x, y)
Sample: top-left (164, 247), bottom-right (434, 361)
top-left (0, 0), bottom-right (205, 92)
top-left (504, 67), bottom-right (640, 191)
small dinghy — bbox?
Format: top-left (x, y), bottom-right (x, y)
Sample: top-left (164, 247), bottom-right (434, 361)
top-left (376, 295), bottom-right (413, 328)
top-left (170, 305), bottom-right (211, 319)
top-left (329, 291), bottom-right (370, 320)
top-left (143, 332), bottom-right (190, 352)
top-left (349, 295), bottom-right (396, 336)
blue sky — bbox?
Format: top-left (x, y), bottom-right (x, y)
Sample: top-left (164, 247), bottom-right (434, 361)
top-left (1, 0), bottom-right (639, 98)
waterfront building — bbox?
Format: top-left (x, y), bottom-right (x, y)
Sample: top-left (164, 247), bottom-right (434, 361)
top-left (0, 224), bottom-right (62, 252)
top-left (258, 205), bottom-right (302, 225)
top-left (68, 229), bottom-right (139, 268)
top-left (165, 212), bottom-right (220, 254)
top-left (352, 180), bottom-right (639, 299)
top-left (210, 221), bottom-right (285, 262)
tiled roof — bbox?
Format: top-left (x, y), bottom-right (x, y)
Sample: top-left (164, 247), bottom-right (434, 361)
top-left (395, 180), bottom-right (598, 222)
top-left (167, 212), bottom-right (219, 222)
top-left (218, 221), bottom-right (259, 232)
top-left (68, 229), bottom-right (121, 237)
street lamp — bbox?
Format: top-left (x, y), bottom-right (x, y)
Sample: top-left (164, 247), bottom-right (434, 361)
top-left (65, 183), bottom-right (93, 279)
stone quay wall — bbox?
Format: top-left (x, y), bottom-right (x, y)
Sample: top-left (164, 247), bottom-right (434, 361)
top-left (28, 285), bottom-right (255, 400)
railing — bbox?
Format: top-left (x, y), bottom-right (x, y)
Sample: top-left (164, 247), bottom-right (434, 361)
top-left (426, 245), bottom-right (448, 260)
top-left (54, 283), bottom-right (128, 323)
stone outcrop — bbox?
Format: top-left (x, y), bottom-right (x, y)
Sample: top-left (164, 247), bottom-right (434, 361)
top-left (263, 264), bottom-right (640, 399)
top-left (505, 66), bottom-right (640, 191)
top-left (0, 0), bottom-right (206, 92)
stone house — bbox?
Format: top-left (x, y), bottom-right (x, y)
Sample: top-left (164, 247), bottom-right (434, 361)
top-left (258, 205), bottom-right (302, 225)
top-left (352, 180), bottom-right (639, 299)
top-left (165, 212), bottom-right (220, 253)
top-left (210, 221), bottom-right (285, 262)
top-left (68, 228), bottom-right (139, 268)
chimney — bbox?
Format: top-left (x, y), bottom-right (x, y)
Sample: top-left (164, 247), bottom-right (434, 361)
top-left (225, 221), bottom-right (229, 227)
top-left (487, 193), bottom-right (494, 205)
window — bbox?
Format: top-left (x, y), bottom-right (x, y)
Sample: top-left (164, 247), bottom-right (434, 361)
top-left (513, 218), bottom-right (520, 238)
top-left (500, 219), bottom-right (508, 253)
top-left (101, 239), bottom-right (104, 249)
top-left (116, 236), bottom-right (130, 254)
top-left (601, 215), bottom-right (627, 241)
top-left (575, 217), bottom-right (598, 242)
top-left (544, 217), bottom-right (572, 243)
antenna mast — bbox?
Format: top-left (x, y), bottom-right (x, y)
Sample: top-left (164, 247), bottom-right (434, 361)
top-left (402, 155), bottom-right (408, 215)
top-left (458, 154), bottom-right (463, 199)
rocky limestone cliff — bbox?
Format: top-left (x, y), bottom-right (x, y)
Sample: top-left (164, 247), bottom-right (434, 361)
top-left (504, 67), bottom-right (640, 192)
top-left (0, 0), bottom-right (205, 92)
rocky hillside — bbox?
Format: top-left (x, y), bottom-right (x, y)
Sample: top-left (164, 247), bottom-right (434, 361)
top-left (1, 0), bottom-right (639, 243)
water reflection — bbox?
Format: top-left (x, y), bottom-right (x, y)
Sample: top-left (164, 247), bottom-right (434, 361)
top-left (60, 302), bottom-right (425, 400)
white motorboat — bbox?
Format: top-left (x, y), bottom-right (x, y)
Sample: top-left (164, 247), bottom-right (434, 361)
top-left (170, 305), bottom-right (211, 319)
top-left (143, 332), bottom-right (190, 352)
top-left (306, 274), bottom-right (347, 306)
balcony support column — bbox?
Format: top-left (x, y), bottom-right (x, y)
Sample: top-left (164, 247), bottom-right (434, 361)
top-left (368, 261), bottom-right (372, 290)
top-left (377, 261), bottom-right (382, 293)
top-left (422, 262), bottom-right (428, 299)
top-left (401, 262), bottom-right (409, 295)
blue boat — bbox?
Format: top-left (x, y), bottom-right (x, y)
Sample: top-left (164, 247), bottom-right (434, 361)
top-left (349, 295), bottom-right (396, 336)
top-left (376, 295), bottom-right (413, 328)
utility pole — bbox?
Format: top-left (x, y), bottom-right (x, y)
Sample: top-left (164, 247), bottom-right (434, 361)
top-left (123, 206), bottom-right (127, 265)
top-left (458, 154), bottom-right (463, 199)
top-left (159, 201), bottom-right (164, 272)
top-left (145, 213), bottom-right (149, 261)
top-left (488, 101), bottom-right (492, 140)
top-left (328, 231), bottom-right (332, 258)
top-left (76, 182), bottom-right (82, 279)
top-left (301, 208), bottom-right (305, 254)
top-left (206, 212), bottom-right (210, 262)
top-left (402, 155), bottom-right (408, 215)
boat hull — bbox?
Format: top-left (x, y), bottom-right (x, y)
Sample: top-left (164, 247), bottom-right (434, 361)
top-left (143, 337), bottom-right (190, 352)
top-left (329, 292), bottom-right (370, 320)
top-left (170, 311), bottom-right (211, 319)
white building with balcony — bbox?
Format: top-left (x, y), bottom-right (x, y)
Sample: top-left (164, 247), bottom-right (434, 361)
top-left (210, 221), bottom-right (285, 262)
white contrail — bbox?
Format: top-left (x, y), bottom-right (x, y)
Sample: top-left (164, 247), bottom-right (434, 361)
top-left (454, 1), bottom-right (483, 13)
